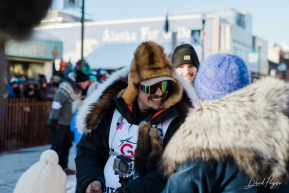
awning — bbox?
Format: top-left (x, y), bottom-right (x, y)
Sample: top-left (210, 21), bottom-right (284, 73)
top-left (4, 31), bottom-right (63, 61)
top-left (85, 43), bottom-right (172, 70)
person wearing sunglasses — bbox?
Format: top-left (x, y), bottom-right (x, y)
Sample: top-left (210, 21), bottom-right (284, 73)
top-left (75, 41), bottom-right (200, 193)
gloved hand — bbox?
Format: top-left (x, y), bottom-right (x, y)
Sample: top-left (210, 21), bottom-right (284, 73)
top-left (122, 72), bottom-right (138, 105)
top-left (48, 119), bottom-right (58, 130)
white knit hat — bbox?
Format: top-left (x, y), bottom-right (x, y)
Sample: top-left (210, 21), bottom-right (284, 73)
top-left (14, 150), bottom-right (67, 193)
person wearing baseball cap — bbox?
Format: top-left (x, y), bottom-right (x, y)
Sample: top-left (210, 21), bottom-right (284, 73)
top-left (75, 41), bottom-right (200, 193)
top-left (172, 44), bottom-right (200, 84)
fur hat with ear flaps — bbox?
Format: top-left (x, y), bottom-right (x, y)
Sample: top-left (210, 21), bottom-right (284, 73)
top-left (122, 41), bottom-right (183, 108)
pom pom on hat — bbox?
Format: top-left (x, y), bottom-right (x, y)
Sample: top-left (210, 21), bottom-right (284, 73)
top-left (14, 150), bottom-right (67, 193)
top-left (40, 149), bottom-right (59, 166)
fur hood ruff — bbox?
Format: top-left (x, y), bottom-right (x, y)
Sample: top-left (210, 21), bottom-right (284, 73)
top-left (76, 67), bottom-right (200, 134)
top-left (162, 77), bottom-right (289, 182)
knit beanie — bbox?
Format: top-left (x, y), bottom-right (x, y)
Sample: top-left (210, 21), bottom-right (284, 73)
top-left (194, 53), bottom-right (250, 100)
top-left (75, 70), bottom-right (89, 82)
top-left (38, 74), bottom-right (47, 84)
top-left (10, 78), bottom-right (18, 85)
top-left (14, 150), bottom-right (67, 193)
top-left (172, 44), bottom-right (200, 68)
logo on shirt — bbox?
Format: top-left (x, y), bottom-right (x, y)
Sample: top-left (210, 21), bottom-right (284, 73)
top-left (119, 136), bottom-right (136, 159)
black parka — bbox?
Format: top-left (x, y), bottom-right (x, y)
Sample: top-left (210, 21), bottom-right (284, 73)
top-left (76, 97), bottom-right (181, 193)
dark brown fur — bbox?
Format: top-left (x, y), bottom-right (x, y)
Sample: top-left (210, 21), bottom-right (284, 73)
top-left (134, 121), bottom-right (151, 176)
top-left (85, 77), bottom-right (128, 131)
top-left (147, 127), bottom-right (163, 173)
top-left (174, 90), bottom-right (193, 123)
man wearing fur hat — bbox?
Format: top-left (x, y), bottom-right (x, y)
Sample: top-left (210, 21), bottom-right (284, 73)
top-left (48, 70), bottom-right (90, 175)
top-left (75, 42), bottom-right (200, 193)
top-left (161, 54), bottom-right (289, 193)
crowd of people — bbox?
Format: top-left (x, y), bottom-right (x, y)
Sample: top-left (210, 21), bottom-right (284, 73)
top-left (3, 73), bottom-right (62, 100)
top-left (2, 62), bottom-right (107, 101)
top-left (13, 42), bottom-right (289, 193)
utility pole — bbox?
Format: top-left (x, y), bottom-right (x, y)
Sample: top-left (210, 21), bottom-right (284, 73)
top-left (80, 0), bottom-right (85, 71)
top-left (257, 44), bottom-right (262, 78)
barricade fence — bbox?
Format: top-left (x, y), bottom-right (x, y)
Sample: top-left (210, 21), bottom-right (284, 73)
top-left (0, 98), bottom-right (52, 153)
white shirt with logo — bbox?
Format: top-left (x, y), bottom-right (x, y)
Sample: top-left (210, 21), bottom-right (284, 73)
top-left (103, 109), bottom-right (176, 193)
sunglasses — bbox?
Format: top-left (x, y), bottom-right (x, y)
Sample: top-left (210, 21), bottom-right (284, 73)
top-left (140, 80), bottom-right (170, 94)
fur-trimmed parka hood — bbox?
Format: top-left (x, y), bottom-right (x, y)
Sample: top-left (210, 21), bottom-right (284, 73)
top-left (162, 77), bottom-right (289, 182)
top-left (76, 67), bottom-right (200, 134)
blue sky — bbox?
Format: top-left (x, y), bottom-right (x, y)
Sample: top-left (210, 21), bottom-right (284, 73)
top-left (79, 0), bottom-right (289, 45)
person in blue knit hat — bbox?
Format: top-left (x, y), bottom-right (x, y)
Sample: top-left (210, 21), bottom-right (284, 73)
top-left (161, 53), bottom-right (289, 193)
top-left (194, 53), bottom-right (250, 100)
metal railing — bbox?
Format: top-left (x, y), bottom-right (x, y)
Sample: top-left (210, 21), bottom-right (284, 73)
top-left (0, 98), bottom-right (52, 153)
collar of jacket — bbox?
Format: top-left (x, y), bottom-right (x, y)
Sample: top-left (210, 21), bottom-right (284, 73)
top-left (162, 77), bottom-right (289, 182)
top-left (114, 97), bottom-right (179, 125)
top-left (76, 67), bottom-right (199, 135)
top-left (66, 77), bottom-right (82, 91)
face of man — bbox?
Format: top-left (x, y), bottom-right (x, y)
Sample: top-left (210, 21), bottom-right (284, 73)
top-left (41, 82), bottom-right (47, 89)
top-left (89, 79), bottom-right (94, 85)
top-left (77, 80), bottom-right (90, 90)
top-left (176, 64), bottom-right (197, 83)
top-left (52, 86), bottom-right (58, 92)
top-left (19, 84), bottom-right (23, 91)
top-left (11, 84), bottom-right (18, 89)
top-left (28, 84), bottom-right (35, 90)
top-left (137, 85), bottom-right (168, 111)
top-left (21, 76), bottom-right (26, 82)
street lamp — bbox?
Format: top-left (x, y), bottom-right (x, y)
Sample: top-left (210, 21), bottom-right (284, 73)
top-left (80, 0), bottom-right (85, 71)
top-left (256, 42), bottom-right (262, 76)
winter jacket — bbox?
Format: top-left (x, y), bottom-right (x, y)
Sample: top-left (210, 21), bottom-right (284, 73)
top-left (39, 86), bottom-right (54, 99)
top-left (70, 110), bottom-right (83, 156)
top-left (23, 80), bottom-right (43, 100)
top-left (5, 81), bottom-right (14, 97)
top-left (161, 77), bottom-right (289, 193)
top-left (48, 73), bottom-right (82, 126)
top-left (75, 68), bottom-right (199, 193)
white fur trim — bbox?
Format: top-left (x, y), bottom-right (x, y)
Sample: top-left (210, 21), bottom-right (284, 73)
top-left (175, 72), bottom-right (200, 108)
top-left (76, 67), bottom-right (129, 134)
top-left (162, 77), bottom-right (289, 179)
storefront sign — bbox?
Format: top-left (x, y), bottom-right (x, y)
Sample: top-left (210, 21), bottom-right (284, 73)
top-left (4, 39), bottom-right (63, 60)
top-left (38, 15), bottom-right (203, 63)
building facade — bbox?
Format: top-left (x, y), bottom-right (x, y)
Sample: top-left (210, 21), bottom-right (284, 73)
top-left (36, 8), bottom-right (256, 74)
top-left (4, 31), bottom-right (63, 80)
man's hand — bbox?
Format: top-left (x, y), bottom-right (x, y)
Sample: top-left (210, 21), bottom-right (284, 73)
top-left (86, 181), bottom-right (102, 193)
top-left (29, 90), bottom-right (34, 95)
top-left (48, 119), bottom-right (58, 130)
